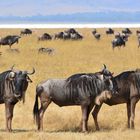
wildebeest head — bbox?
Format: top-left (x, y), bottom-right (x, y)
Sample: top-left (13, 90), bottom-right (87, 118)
top-left (7, 66), bottom-right (35, 101)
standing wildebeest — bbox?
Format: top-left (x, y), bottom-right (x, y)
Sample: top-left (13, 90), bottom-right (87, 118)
top-left (91, 69), bottom-right (140, 130)
top-left (0, 66), bottom-right (35, 132)
top-left (0, 35), bottom-right (21, 48)
top-left (106, 28), bottom-right (114, 35)
top-left (122, 28), bottom-right (132, 34)
top-left (38, 33), bottom-right (52, 41)
top-left (33, 65), bottom-right (116, 132)
top-left (112, 33), bottom-right (126, 50)
top-left (92, 29), bottom-right (97, 35)
top-left (71, 32), bottom-right (83, 40)
top-left (92, 32), bottom-right (101, 40)
top-left (20, 29), bottom-right (32, 36)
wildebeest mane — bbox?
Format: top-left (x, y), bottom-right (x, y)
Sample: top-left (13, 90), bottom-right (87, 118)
top-left (65, 73), bottom-right (104, 101)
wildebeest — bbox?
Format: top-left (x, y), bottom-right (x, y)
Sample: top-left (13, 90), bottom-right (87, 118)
top-left (112, 33), bottom-right (127, 50)
top-left (122, 28), bottom-right (132, 34)
top-left (0, 35), bottom-right (21, 48)
top-left (92, 69), bottom-right (140, 130)
top-left (38, 33), bottom-right (52, 41)
top-left (92, 29), bottom-right (97, 35)
top-left (71, 32), bottom-right (83, 40)
top-left (20, 29), bottom-right (32, 36)
top-left (54, 32), bottom-right (64, 39)
top-left (136, 30), bottom-right (140, 35)
top-left (0, 66), bottom-right (35, 132)
top-left (38, 47), bottom-right (54, 55)
top-left (65, 28), bottom-right (77, 34)
top-left (92, 32), bottom-right (101, 40)
top-left (106, 28), bottom-right (114, 35)
top-left (33, 65), bottom-right (116, 132)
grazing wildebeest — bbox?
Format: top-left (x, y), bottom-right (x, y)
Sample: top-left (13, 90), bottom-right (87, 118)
top-left (0, 66), bottom-right (35, 132)
top-left (38, 47), bottom-right (54, 55)
top-left (106, 28), bottom-right (114, 35)
top-left (92, 32), bottom-right (101, 40)
top-left (54, 32), bottom-right (64, 39)
top-left (92, 29), bottom-right (97, 35)
top-left (0, 35), bottom-right (21, 48)
top-left (20, 29), bottom-right (32, 36)
top-left (71, 32), bottom-right (83, 40)
top-left (122, 28), bottom-right (132, 34)
top-left (66, 28), bottom-right (77, 34)
top-left (38, 33), bottom-right (52, 41)
top-left (63, 32), bottom-right (71, 40)
top-left (112, 34), bottom-right (126, 50)
top-left (33, 65), bottom-right (116, 132)
top-left (91, 69), bottom-right (140, 130)
top-left (136, 30), bottom-right (140, 35)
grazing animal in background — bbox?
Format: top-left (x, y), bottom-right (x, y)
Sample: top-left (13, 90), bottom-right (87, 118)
top-left (112, 34), bottom-right (126, 50)
top-left (92, 29), bottom-right (97, 35)
top-left (20, 29), bottom-right (32, 36)
top-left (92, 32), bottom-right (101, 40)
top-left (0, 66), bottom-right (35, 132)
top-left (122, 28), bottom-right (132, 34)
top-left (38, 33), bottom-right (52, 41)
top-left (92, 69), bottom-right (140, 130)
top-left (0, 35), bottom-right (21, 48)
top-left (54, 32), bottom-right (64, 39)
top-left (63, 32), bottom-right (71, 40)
top-left (65, 28), bottom-right (77, 34)
top-left (136, 30), bottom-right (140, 35)
top-left (71, 32), bottom-right (83, 40)
top-left (106, 28), bottom-right (114, 35)
top-left (38, 47), bottom-right (54, 55)
top-left (33, 65), bottom-right (116, 132)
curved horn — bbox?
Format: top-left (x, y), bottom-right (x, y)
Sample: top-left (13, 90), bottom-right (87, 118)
top-left (11, 64), bottom-right (15, 71)
top-left (26, 68), bottom-right (35, 75)
top-left (103, 64), bottom-right (107, 69)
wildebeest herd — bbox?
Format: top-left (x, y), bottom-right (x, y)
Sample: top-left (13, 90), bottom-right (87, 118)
top-left (0, 28), bottom-right (140, 133)
top-left (0, 28), bottom-right (140, 53)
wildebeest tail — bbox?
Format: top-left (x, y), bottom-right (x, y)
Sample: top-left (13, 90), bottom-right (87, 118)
top-left (33, 85), bottom-right (43, 126)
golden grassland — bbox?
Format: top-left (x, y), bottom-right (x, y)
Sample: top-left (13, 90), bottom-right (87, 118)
top-left (0, 28), bottom-right (140, 140)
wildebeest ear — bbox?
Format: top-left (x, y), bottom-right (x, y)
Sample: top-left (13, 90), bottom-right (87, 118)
top-left (26, 76), bottom-right (32, 83)
top-left (8, 72), bottom-right (15, 80)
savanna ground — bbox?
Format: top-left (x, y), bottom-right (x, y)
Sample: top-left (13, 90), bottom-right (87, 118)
top-left (0, 28), bottom-right (140, 140)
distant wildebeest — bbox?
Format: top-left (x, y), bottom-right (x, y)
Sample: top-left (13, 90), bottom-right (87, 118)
top-left (106, 28), bottom-right (114, 35)
top-left (92, 29), bottom-right (97, 35)
top-left (0, 35), bottom-right (21, 48)
top-left (0, 66), bottom-right (35, 132)
top-left (38, 33), bottom-right (52, 41)
top-left (71, 32), bottom-right (83, 40)
top-left (38, 47), bottom-right (54, 55)
top-left (92, 69), bottom-right (140, 130)
top-left (136, 30), bottom-right (140, 35)
top-left (54, 32), bottom-right (64, 39)
top-left (65, 28), bottom-right (77, 34)
top-left (63, 32), bottom-right (71, 40)
top-left (33, 65), bottom-right (116, 132)
top-left (122, 28), bottom-right (132, 34)
top-left (92, 32), bottom-right (101, 40)
top-left (20, 29), bottom-right (32, 36)
top-left (112, 33), bottom-right (127, 50)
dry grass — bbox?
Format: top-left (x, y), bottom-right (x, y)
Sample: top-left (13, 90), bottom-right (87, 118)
top-left (0, 28), bottom-right (140, 140)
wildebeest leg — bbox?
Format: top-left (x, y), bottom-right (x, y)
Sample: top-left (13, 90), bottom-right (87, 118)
top-left (81, 105), bottom-right (88, 132)
top-left (126, 101), bottom-right (131, 128)
top-left (38, 99), bottom-right (51, 131)
top-left (5, 103), bottom-right (14, 132)
top-left (130, 97), bottom-right (139, 129)
top-left (80, 104), bottom-right (95, 130)
top-left (92, 104), bottom-right (102, 131)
